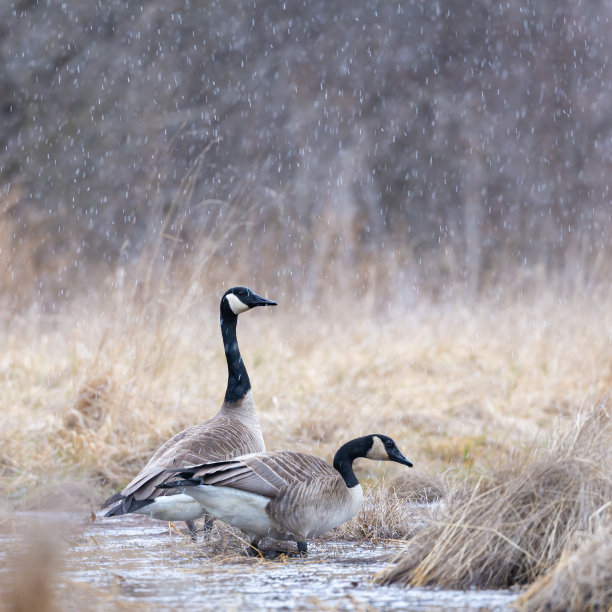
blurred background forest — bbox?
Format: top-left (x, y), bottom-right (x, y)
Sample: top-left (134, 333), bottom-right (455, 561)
top-left (1, 6), bottom-right (611, 606)
top-left (1, 0), bottom-right (611, 309)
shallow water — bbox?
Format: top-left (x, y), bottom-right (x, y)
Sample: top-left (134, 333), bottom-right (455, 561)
top-left (0, 512), bottom-right (520, 611)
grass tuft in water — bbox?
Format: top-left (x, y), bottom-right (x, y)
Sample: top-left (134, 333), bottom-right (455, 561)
top-left (512, 524), bottom-right (612, 612)
top-left (378, 400), bottom-right (612, 589)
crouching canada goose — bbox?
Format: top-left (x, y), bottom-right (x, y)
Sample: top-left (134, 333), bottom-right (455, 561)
top-left (102, 286), bottom-right (277, 538)
top-left (158, 434), bottom-right (412, 556)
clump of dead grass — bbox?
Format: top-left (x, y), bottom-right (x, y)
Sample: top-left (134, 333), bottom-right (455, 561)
top-left (377, 399), bottom-right (612, 589)
top-left (331, 483), bottom-right (421, 543)
top-left (331, 472), bottom-right (447, 544)
top-left (177, 520), bottom-right (252, 559)
top-left (512, 525), bottom-right (612, 612)
top-left (186, 520), bottom-right (308, 559)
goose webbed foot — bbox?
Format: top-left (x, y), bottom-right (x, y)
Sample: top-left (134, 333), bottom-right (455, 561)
top-left (246, 540), bottom-right (307, 558)
top-left (263, 543), bottom-right (308, 559)
top-left (263, 548), bottom-right (286, 559)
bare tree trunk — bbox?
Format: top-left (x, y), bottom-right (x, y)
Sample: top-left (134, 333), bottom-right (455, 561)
top-left (463, 152), bottom-right (484, 297)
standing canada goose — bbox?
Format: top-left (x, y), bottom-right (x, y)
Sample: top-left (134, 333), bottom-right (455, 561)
top-left (102, 286), bottom-right (277, 538)
top-left (158, 434), bottom-right (412, 555)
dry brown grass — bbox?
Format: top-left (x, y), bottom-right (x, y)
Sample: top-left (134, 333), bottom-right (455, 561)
top-left (1, 271), bottom-right (612, 511)
top-left (0, 264), bottom-right (611, 611)
top-left (331, 482), bottom-right (424, 543)
top-left (512, 525), bottom-right (612, 612)
top-left (0, 263), bottom-right (611, 608)
top-left (377, 401), bottom-right (612, 589)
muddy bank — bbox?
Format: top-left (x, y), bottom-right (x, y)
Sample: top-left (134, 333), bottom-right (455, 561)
top-left (0, 512), bottom-right (519, 610)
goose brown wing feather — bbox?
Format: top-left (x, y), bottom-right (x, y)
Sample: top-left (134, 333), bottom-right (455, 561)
top-left (180, 451), bottom-right (338, 500)
top-left (182, 456), bottom-right (284, 498)
top-left (203, 465), bottom-right (253, 485)
top-left (106, 415), bottom-right (264, 504)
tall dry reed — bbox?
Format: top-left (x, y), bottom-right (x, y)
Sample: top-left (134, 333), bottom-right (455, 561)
top-left (377, 400), bottom-right (612, 588)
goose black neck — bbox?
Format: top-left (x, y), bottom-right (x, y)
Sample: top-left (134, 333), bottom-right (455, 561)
top-left (221, 311), bottom-right (251, 403)
top-left (332, 440), bottom-right (363, 488)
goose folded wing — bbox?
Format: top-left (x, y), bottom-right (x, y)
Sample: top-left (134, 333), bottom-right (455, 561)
top-left (104, 418), bottom-right (262, 506)
top-left (148, 417), bottom-right (259, 467)
top-left (171, 451), bottom-right (335, 500)
top-left (169, 456), bottom-right (283, 499)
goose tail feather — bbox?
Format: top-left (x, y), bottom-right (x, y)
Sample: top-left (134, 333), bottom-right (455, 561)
top-left (104, 497), bottom-right (154, 517)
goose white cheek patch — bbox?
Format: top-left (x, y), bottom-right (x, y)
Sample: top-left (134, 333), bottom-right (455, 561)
top-left (226, 293), bottom-right (250, 315)
top-left (365, 436), bottom-right (387, 461)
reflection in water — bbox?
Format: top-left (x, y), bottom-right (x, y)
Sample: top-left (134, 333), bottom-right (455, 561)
top-left (0, 512), bottom-right (519, 610)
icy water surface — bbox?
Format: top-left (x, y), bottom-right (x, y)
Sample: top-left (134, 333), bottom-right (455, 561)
top-left (0, 512), bottom-right (520, 611)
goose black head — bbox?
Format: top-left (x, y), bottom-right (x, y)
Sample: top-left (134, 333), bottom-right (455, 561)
top-left (221, 286), bottom-right (277, 316)
top-left (365, 434), bottom-right (413, 467)
top-left (333, 434), bottom-right (413, 488)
